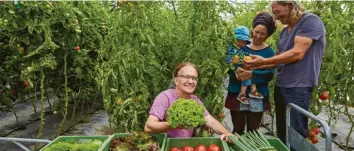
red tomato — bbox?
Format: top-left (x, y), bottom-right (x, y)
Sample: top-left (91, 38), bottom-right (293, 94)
top-left (312, 127), bottom-right (320, 135)
top-left (170, 147), bottom-right (180, 151)
top-left (308, 131), bottom-right (315, 138)
top-left (207, 144), bottom-right (221, 151)
top-left (311, 137), bottom-right (318, 144)
top-left (23, 81), bottom-right (29, 87)
top-left (11, 89), bottom-right (17, 96)
top-left (182, 146), bottom-right (194, 151)
top-left (75, 46), bottom-right (80, 51)
top-left (195, 145), bottom-right (207, 151)
top-left (319, 91), bottom-right (329, 100)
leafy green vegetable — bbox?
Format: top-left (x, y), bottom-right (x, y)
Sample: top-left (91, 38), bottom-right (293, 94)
top-left (167, 98), bottom-right (205, 129)
top-left (43, 139), bottom-right (103, 151)
top-left (113, 142), bottom-right (132, 151)
top-left (110, 132), bottom-right (161, 151)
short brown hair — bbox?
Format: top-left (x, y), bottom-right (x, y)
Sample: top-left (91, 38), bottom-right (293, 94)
top-left (173, 62), bottom-right (200, 78)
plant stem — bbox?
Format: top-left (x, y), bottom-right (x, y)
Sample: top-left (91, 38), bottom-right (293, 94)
top-left (37, 69), bottom-right (45, 138)
top-left (171, 1), bottom-right (178, 20)
top-left (31, 87), bottom-right (37, 115)
top-left (70, 89), bottom-right (80, 123)
top-left (57, 53), bottom-right (69, 135)
top-left (12, 105), bottom-right (19, 126)
top-left (344, 40), bottom-right (354, 149)
top-left (46, 85), bottom-right (51, 112)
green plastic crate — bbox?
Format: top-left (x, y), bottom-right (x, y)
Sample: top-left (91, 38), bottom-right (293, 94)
top-left (165, 137), bottom-right (230, 151)
top-left (267, 138), bottom-right (289, 151)
top-left (102, 133), bottom-right (167, 151)
top-left (228, 138), bottom-right (289, 151)
top-left (39, 135), bottom-right (110, 151)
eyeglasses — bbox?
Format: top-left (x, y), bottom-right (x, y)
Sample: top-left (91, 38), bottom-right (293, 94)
top-left (177, 75), bottom-right (198, 82)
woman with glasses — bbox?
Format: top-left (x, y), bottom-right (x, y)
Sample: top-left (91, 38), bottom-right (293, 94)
top-left (144, 62), bottom-right (233, 140)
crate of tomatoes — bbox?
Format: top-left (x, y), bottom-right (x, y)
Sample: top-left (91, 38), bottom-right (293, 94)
top-left (166, 137), bottom-right (229, 151)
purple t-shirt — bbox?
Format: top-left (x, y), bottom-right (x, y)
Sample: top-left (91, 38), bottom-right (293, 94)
top-left (148, 89), bottom-right (210, 138)
top-left (276, 12), bottom-right (326, 88)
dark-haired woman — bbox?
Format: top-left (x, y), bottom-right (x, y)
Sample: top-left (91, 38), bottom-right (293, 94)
top-left (225, 11), bottom-right (277, 134)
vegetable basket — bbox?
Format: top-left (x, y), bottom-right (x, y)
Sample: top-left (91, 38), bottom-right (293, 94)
top-left (39, 135), bottom-right (110, 151)
top-left (228, 137), bottom-right (289, 151)
top-left (165, 137), bottom-right (230, 151)
top-left (102, 133), bottom-right (167, 151)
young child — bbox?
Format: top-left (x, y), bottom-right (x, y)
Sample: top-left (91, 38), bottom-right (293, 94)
top-left (226, 26), bottom-right (264, 104)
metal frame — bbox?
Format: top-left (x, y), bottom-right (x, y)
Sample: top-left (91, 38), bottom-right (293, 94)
top-left (0, 137), bottom-right (51, 151)
top-left (286, 103), bottom-right (332, 151)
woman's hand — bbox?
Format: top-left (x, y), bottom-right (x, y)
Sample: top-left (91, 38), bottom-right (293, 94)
top-left (205, 115), bottom-right (234, 143)
top-left (220, 133), bottom-right (237, 143)
top-left (176, 125), bottom-right (185, 129)
top-left (236, 67), bottom-right (252, 81)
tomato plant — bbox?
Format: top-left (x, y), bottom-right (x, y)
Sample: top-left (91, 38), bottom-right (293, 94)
top-left (0, 1), bottom-right (110, 141)
top-left (0, 2), bottom-right (353, 150)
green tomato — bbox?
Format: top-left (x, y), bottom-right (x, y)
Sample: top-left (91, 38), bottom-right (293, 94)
top-left (207, 72), bottom-right (212, 76)
top-left (18, 47), bottom-right (25, 55)
top-left (75, 29), bottom-right (81, 33)
top-left (64, 13), bottom-right (70, 17)
top-left (110, 88), bottom-right (118, 93)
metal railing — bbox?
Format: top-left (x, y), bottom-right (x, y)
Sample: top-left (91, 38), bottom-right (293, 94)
top-left (286, 103), bottom-right (332, 151)
top-left (0, 137), bottom-right (51, 151)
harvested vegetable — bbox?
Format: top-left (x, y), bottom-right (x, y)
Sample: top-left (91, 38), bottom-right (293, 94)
top-left (167, 98), bottom-right (205, 130)
top-left (43, 139), bottom-right (103, 151)
top-left (109, 131), bottom-right (161, 151)
top-left (193, 125), bottom-right (213, 137)
top-left (169, 144), bottom-right (221, 151)
top-left (229, 129), bottom-right (276, 151)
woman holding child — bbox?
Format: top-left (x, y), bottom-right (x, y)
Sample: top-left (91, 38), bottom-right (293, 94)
top-left (225, 11), bottom-right (277, 134)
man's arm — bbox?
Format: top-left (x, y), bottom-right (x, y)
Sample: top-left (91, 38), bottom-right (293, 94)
top-left (144, 115), bottom-right (173, 133)
top-left (256, 64), bottom-right (276, 69)
top-left (265, 36), bottom-right (313, 65)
